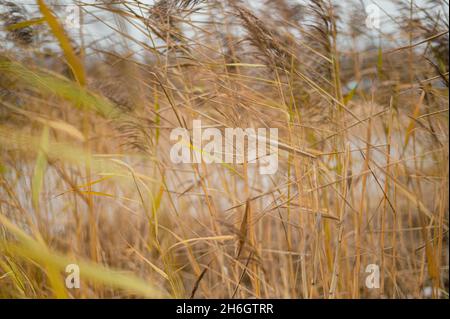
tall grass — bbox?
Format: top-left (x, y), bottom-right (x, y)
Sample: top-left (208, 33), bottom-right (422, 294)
top-left (0, 0), bottom-right (448, 298)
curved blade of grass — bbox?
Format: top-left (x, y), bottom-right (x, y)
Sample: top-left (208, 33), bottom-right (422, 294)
top-left (37, 0), bottom-right (86, 86)
top-left (1, 100), bottom-right (85, 142)
top-left (167, 235), bottom-right (234, 252)
top-left (31, 125), bottom-right (49, 211)
top-left (404, 91), bottom-right (425, 148)
top-left (6, 17), bottom-right (45, 31)
top-left (0, 60), bottom-right (117, 117)
top-left (0, 214), bottom-right (169, 298)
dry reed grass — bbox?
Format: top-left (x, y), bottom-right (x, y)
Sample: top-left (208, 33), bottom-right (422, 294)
top-left (0, 0), bottom-right (448, 298)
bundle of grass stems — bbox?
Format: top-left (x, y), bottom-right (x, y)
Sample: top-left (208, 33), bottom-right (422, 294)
top-left (0, 0), bottom-right (448, 298)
